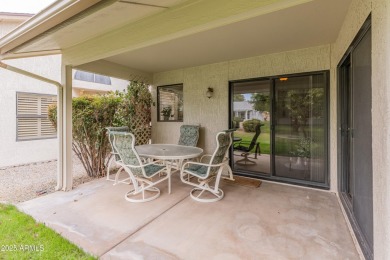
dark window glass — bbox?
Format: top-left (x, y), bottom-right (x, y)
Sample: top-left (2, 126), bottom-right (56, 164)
top-left (74, 70), bottom-right (111, 85)
top-left (157, 84), bottom-right (183, 122)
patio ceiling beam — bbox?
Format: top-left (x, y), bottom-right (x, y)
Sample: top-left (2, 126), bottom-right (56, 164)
top-left (0, 61), bottom-right (62, 88)
top-left (75, 59), bottom-right (152, 83)
top-left (62, 0), bottom-right (312, 66)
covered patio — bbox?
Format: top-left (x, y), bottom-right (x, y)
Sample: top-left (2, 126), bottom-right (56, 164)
top-left (1, 0), bottom-right (390, 259)
top-left (18, 174), bottom-right (359, 259)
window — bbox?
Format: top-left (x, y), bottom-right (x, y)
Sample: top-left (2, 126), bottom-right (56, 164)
top-left (16, 92), bottom-right (57, 141)
top-left (157, 84), bottom-right (183, 122)
top-left (74, 70), bottom-right (111, 85)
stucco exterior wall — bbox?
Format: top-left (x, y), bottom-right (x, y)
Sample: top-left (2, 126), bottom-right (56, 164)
top-left (152, 44), bottom-right (331, 180)
top-left (372, 0), bottom-right (390, 258)
top-left (330, 0), bottom-right (372, 207)
top-left (0, 55), bottom-right (61, 168)
top-left (330, 0), bottom-right (390, 258)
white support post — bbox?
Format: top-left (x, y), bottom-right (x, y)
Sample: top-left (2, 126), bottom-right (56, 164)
top-left (56, 86), bottom-right (63, 190)
top-left (58, 65), bottom-right (73, 191)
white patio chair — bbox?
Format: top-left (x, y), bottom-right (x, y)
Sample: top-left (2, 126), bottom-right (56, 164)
top-left (178, 124), bottom-right (200, 146)
top-left (106, 126), bottom-right (130, 184)
top-left (112, 131), bottom-right (171, 203)
top-left (172, 124), bottom-right (200, 172)
top-left (180, 130), bottom-right (234, 202)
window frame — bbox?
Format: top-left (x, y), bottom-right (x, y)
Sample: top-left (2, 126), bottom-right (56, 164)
top-left (16, 92), bottom-right (57, 142)
top-left (157, 84), bottom-right (184, 122)
top-left (74, 70), bottom-right (112, 85)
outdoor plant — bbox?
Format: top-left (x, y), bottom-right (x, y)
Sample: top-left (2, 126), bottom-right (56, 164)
top-left (161, 106), bottom-right (172, 117)
top-left (293, 137), bottom-right (312, 158)
top-left (243, 119), bottom-right (264, 132)
top-left (48, 81), bottom-right (153, 177)
top-left (49, 93), bottom-right (124, 177)
top-left (120, 81), bottom-right (154, 145)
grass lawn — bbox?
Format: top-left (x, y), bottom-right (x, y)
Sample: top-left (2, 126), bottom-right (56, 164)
top-left (0, 204), bottom-right (95, 260)
top-left (234, 121), bottom-right (325, 157)
top-left (234, 122), bottom-right (271, 154)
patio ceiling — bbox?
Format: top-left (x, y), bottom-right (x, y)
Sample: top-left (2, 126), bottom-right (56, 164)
top-left (0, 0), bottom-right (351, 75)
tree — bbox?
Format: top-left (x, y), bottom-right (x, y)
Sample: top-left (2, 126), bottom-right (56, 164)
top-left (285, 88), bottom-right (324, 137)
top-left (233, 94), bottom-right (245, 102)
top-left (249, 93), bottom-right (270, 112)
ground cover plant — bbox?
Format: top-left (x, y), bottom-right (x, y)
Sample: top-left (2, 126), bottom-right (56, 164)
top-left (0, 204), bottom-right (95, 260)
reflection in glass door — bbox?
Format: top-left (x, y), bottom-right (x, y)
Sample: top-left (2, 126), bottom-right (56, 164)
top-left (230, 72), bottom-right (329, 187)
top-left (231, 79), bottom-right (271, 175)
top-left (274, 74), bottom-right (327, 183)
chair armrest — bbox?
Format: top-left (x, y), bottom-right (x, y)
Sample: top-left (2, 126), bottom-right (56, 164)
top-left (142, 159), bottom-right (165, 167)
top-left (120, 159), bottom-right (165, 169)
top-left (181, 160), bottom-right (225, 172)
top-left (237, 141), bottom-right (251, 145)
top-left (200, 154), bottom-right (212, 163)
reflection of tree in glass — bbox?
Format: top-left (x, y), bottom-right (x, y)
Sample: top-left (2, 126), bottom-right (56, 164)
top-left (249, 93), bottom-right (270, 112)
top-left (233, 94), bottom-right (245, 101)
top-left (286, 88), bottom-right (324, 137)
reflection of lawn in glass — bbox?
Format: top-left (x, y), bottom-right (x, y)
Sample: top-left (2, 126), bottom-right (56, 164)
top-left (275, 124), bottom-right (325, 157)
top-left (234, 122), bottom-right (324, 157)
top-left (234, 121), bottom-right (270, 154)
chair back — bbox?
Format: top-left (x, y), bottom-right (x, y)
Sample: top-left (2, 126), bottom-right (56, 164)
top-left (106, 126), bottom-right (129, 161)
top-left (247, 124), bottom-right (262, 150)
top-left (208, 131), bottom-right (233, 175)
top-left (112, 132), bottom-right (143, 176)
top-left (178, 125), bottom-right (200, 147)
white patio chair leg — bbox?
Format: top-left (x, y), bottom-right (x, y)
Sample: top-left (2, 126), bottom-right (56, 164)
top-left (113, 166), bottom-right (132, 185)
top-left (106, 156), bottom-right (115, 181)
top-left (222, 164), bottom-right (235, 181)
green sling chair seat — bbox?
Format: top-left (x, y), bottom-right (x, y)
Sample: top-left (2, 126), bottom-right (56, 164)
top-left (106, 126), bottom-right (130, 184)
top-left (178, 124), bottom-right (200, 146)
top-left (233, 123), bottom-right (262, 165)
top-left (112, 131), bottom-right (171, 203)
top-left (180, 130), bottom-right (234, 202)
top-left (173, 124), bottom-right (200, 172)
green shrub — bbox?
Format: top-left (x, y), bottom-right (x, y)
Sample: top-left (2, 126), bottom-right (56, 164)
top-left (243, 119), bottom-right (263, 132)
top-left (48, 81), bottom-right (153, 178)
top-left (49, 93), bottom-right (124, 178)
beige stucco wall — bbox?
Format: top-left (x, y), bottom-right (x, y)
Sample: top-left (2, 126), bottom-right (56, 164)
top-left (320, 0), bottom-right (390, 257)
top-left (372, 0), bottom-right (390, 258)
top-left (0, 55), bottom-right (61, 168)
top-left (152, 44), bottom-right (331, 180)
top-left (330, 0), bottom-right (372, 206)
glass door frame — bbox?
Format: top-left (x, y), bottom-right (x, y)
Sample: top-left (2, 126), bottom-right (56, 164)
top-left (229, 70), bottom-right (330, 189)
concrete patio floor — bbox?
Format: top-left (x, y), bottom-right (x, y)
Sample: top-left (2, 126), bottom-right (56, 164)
top-left (17, 174), bottom-right (360, 259)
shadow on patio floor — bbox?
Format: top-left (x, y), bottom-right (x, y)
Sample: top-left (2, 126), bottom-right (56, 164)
top-left (17, 174), bottom-right (359, 259)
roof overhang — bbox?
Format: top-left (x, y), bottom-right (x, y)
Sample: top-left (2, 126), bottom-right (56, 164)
top-left (0, 0), bottom-right (105, 59)
top-left (0, 0), bottom-right (352, 76)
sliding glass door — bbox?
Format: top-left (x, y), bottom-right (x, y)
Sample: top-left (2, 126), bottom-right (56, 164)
top-left (230, 71), bottom-right (329, 187)
top-left (231, 79), bottom-right (271, 175)
top-left (273, 74), bottom-right (328, 184)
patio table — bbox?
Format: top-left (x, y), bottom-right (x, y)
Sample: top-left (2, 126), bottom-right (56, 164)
top-left (136, 144), bottom-right (203, 161)
top-left (134, 144), bottom-right (203, 193)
